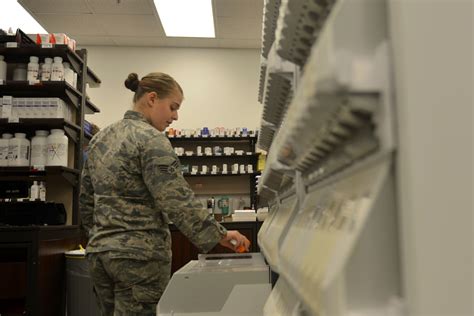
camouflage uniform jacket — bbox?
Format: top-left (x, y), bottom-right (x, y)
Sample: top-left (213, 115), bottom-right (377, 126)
top-left (80, 110), bottom-right (227, 260)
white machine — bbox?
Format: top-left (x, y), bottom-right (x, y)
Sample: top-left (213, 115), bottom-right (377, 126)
top-left (157, 253), bottom-right (271, 316)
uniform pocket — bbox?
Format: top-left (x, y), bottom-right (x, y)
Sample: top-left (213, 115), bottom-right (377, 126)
top-left (132, 285), bottom-right (163, 303)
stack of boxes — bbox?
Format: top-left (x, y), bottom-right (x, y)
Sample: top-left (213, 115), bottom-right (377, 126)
top-left (1, 96), bottom-right (72, 121)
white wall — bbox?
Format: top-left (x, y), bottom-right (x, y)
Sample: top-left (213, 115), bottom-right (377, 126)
top-left (82, 46), bottom-right (262, 130)
top-left (389, 1), bottom-right (473, 315)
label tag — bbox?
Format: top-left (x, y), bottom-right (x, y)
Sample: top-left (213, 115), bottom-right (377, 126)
top-left (6, 42), bottom-right (18, 48)
top-left (8, 116), bottom-right (19, 123)
top-left (2, 104), bottom-right (12, 118)
top-left (41, 43), bottom-right (53, 48)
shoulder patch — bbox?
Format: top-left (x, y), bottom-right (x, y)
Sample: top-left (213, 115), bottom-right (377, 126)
top-left (158, 160), bottom-right (179, 174)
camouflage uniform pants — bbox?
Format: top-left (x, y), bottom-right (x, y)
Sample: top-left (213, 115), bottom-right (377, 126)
top-left (87, 251), bottom-right (170, 316)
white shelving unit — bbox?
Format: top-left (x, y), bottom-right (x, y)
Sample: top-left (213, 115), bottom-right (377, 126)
top-left (256, 0), bottom-right (473, 315)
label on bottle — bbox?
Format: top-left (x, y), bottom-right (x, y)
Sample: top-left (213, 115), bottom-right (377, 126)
top-left (41, 68), bottom-right (51, 81)
top-left (6, 42), bottom-right (17, 48)
top-left (27, 68), bottom-right (39, 82)
top-left (0, 144), bottom-right (9, 166)
top-left (51, 67), bottom-right (64, 81)
top-left (41, 43), bottom-right (53, 48)
top-left (9, 144), bottom-right (18, 161)
top-left (2, 104), bottom-right (11, 118)
top-left (47, 143), bottom-right (67, 165)
top-left (39, 187), bottom-right (46, 201)
top-left (31, 144), bottom-right (47, 164)
top-left (21, 144), bottom-right (30, 160)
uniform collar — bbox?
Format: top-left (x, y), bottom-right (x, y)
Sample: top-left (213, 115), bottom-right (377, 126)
top-left (124, 110), bottom-right (149, 124)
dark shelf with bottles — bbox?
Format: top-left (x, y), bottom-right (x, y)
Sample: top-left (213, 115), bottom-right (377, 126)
top-left (0, 81), bottom-right (99, 113)
top-left (0, 165), bottom-right (79, 178)
top-left (0, 30), bottom-right (101, 316)
top-left (183, 172), bottom-right (261, 177)
top-left (0, 118), bottom-right (81, 143)
top-left (177, 153), bottom-right (260, 159)
top-left (167, 135), bottom-right (258, 142)
top-left (168, 131), bottom-right (260, 208)
top-left (0, 44), bottom-right (101, 87)
top-left (0, 166), bottom-right (80, 186)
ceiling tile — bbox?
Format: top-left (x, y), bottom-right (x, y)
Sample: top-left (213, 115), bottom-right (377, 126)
top-left (19, 0), bottom-right (92, 14)
top-left (19, 0), bottom-right (265, 48)
top-left (214, 0), bottom-right (263, 18)
top-left (35, 14), bottom-right (107, 35)
top-left (216, 17), bottom-right (262, 39)
top-left (87, 0), bottom-right (156, 14)
top-left (74, 35), bottom-right (116, 46)
top-left (98, 14), bottom-right (164, 37)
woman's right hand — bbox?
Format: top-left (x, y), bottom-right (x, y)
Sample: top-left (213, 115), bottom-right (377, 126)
top-left (219, 230), bottom-right (251, 253)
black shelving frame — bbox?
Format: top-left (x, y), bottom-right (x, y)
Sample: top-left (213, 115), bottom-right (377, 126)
top-left (0, 44), bottom-right (101, 225)
top-left (0, 33), bottom-right (101, 316)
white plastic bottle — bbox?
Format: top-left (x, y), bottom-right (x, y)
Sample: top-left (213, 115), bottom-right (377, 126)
top-left (47, 129), bottom-right (68, 166)
top-left (9, 133), bottom-right (30, 166)
top-left (0, 55), bottom-right (7, 83)
top-left (63, 62), bottom-right (74, 86)
top-left (40, 57), bottom-right (53, 81)
top-left (39, 181), bottom-right (46, 201)
top-left (50, 57), bottom-right (64, 81)
top-left (30, 181), bottom-right (39, 201)
top-left (31, 130), bottom-right (49, 166)
top-left (27, 56), bottom-right (39, 82)
top-left (0, 133), bottom-right (13, 166)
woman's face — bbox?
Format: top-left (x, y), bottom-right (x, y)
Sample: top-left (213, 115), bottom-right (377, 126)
top-left (147, 88), bottom-right (183, 131)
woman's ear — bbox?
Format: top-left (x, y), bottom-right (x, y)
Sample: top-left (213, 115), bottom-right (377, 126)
top-left (146, 92), bottom-right (157, 107)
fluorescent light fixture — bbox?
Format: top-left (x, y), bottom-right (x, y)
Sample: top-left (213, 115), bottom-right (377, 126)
top-left (0, 0), bottom-right (47, 33)
top-left (154, 0), bottom-right (215, 38)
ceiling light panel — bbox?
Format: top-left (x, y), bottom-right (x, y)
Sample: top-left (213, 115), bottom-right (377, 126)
top-left (0, 0), bottom-right (47, 33)
top-left (153, 0), bottom-right (215, 38)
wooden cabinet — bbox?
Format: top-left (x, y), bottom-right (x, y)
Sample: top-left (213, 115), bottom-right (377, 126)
top-left (170, 221), bottom-right (263, 274)
top-left (0, 226), bottom-right (80, 316)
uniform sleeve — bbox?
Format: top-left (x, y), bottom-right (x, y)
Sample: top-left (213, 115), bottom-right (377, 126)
top-left (79, 160), bottom-right (94, 240)
top-left (140, 135), bottom-right (227, 253)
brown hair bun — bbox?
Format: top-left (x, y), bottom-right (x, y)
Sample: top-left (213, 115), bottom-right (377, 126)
top-left (124, 73), bottom-right (140, 92)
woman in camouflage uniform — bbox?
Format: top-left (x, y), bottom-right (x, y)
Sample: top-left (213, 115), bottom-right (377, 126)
top-left (80, 72), bottom-right (250, 316)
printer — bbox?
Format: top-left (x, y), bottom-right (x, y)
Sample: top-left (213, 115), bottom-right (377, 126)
top-left (157, 252), bottom-right (271, 316)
